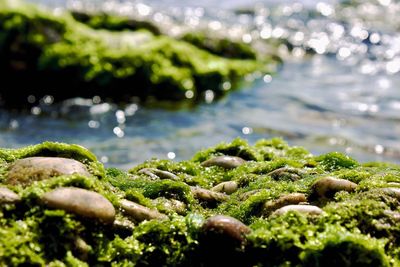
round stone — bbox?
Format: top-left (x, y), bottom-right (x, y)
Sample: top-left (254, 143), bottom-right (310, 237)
top-left (263, 193), bottom-right (307, 214)
top-left (267, 167), bottom-right (304, 181)
top-left (41, 187), bottom-right (115, 224)
top-left (138, 168), bottom-right (179, 180)
top-left (273, 204), bottom-right (324, 216)
top-left (211, 181), bottom-right (238, 195)
top-left (7, 157), bottom-right (91, 186)
top-left (0, 187), bottom-right (21, 204)
top-left (201, 156), bottom-right (246, 169)
top-left (311, 177), bottom-right (357, 200)
top-left (381, 187), bottom-right (400, 201)
top-left (202, 215), bottom-right (251, 243)
top-left (120, 199), bottom-right (167, 222)
top-left (191, 186), bottom-right (229, 203)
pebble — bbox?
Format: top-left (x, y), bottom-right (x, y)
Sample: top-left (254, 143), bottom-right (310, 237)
top-left (42, 187), bottom-right (115, 224)
top-left (202, 215), bottom-right (251, 243)
top-left (113, 218), bottom-right (136, 233)
top-left (384, 210), bottom-right (400, 222)
top-left (138, 168), bottom-right (179, 180)
top-left (74, 237), bottom-right (90, 261)
top-left (201, 156), bottom-right (246, 169)
top-left (211, 181), bottom-right (238, 195)
top-left (7, 157), bottom-right (91, 186)
top-left (263, 193), bottom-right (307, 214)
top-left (273, 204), bottom-right (324, 216)
top-left (191, 186), bottom-right (229, 203)
top-left (311, 177), bottom-right (357, 200)
top-left (381, 187), bottom-right (400, 201)
top-left (267, 167), bottom-right (303, 181)
top-left (387, 182), bottom-right (400, 187)
top-left (120, 199), bottom-right (168, 222)
top-left (0, 187), bottom-right (21, 204)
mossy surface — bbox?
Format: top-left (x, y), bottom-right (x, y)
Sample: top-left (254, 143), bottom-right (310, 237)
top-left (70, 11), bottom-right (162, 35)
top-left (0, 0), bottom-right (275, 107)
top-left (1, 138), bottom-right (400, 266)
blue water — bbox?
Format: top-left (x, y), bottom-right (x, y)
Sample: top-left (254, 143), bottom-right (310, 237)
top-left (2, 0), bottom-right (400, 169)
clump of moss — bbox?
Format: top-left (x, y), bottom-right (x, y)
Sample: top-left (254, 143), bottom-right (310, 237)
top-left (192, 138), bottom-right (263, 162)
top-left (0, 142), bottom-right (105, 181)
top-left (300, 226), bottom-right (390, 267)
top-left (0, 0), bottom-right (275, 107)
top-left (315, 151), bottom-right (359, 171)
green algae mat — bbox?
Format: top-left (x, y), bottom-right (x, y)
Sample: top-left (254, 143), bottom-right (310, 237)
top-left (0, 138), bottom-right (399, 266)
top-left (0, 0), bottom-right (278, 107)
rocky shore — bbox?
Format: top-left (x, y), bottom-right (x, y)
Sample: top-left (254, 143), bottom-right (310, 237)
top-left (0, 0), bottom-right (280, 107)
top-left (0, 138), bottom-right (399, 266)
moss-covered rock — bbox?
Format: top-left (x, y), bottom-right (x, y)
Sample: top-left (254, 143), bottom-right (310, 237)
top-left (1, 138), bottom-right (400, 266)
top-left (0, 0), bottom-right (276, 107)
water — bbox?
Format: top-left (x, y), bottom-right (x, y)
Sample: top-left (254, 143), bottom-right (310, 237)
top-left (2, 0), bottom-right (400, 169)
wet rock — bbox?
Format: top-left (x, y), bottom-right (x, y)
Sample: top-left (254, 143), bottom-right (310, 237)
top-left (42, 187), bottom-right (115, 224)
top-left (201, 156), bottom-right (246, 169)
top-left (310, 177), bottom-right (357, 200)
top-left (7, 157), bottom-right (91, 186)
top-left (263, 193), bottom-right (307, 215)
top-left (384, 210), bottom-right (400, 222)
top-left (152, 197), bottom-right (187, 215)
top-left (191, 186), bottom-right (229, 203)
top-left (0, 187), bottom-right (21, 204)
top-left (112, 218), bottom-right (136, 235)
top-left (120, 199), bottom-right (168, 222)
top-left (74, 237), bottom-right (91, 261)
top-left (267, 167), bottom-right (304, 181)
top-left (273, 204), bottom-right (324, 216)
top-left (138, 168), bottom-right (179, 180)
top-left (138, 168), bottom-right (159, 179)
top-left (211, 181), bottom-right (238, 195)
top-left (202, 215), bottom-right (251, 243)
top-left (381, 188), bottom-right (400, 201)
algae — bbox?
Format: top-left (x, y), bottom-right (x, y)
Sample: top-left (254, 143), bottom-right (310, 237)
top-left (70, 11), bottom-right (161, 35)
top-left (0, 0), bottom-right (276, 107)
top-left (0, 139), bottom-right (400, 266)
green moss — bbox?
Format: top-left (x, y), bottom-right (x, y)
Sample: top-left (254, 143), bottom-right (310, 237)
top-left (191, 137), bottom-right (263, 162)
top-left (1, 138), bottom-right (400, 265)
top-left (98, 215), bottom-right (203, 266)
top-left (97, 235), bottom-right (142, 265)
top-left (142, 180), bottom-right (194, 205)
top-left (130, 158), bottom-right (201, 178)
top-left (0, 218), bottom-right (44, 266)
top-left (70, 11), bottom-right (161, 35)
top-left (0, 0), bottom-right (275, 106)
top-left (0, 142), bottom-right (104, 181)
top-left (0, 142), bottom-right (97, 163)
top-left (300, 226), bottom-right (390, 267)
top-left (181, 31), bottom-right (257, 59)
top-left (124, 189), bottom-right (153, 208)
top-left (315, 152), bottom-right (359, 172)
